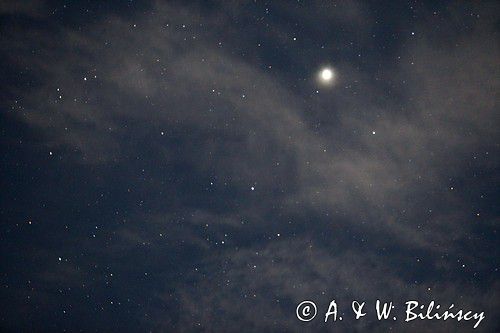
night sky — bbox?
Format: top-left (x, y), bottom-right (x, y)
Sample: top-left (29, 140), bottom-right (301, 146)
top-left (1, 1), bottom-right (499, 332)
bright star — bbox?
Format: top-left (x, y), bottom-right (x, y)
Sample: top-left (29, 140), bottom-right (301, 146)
top-left (318, 67), bottom-right (336, 86)
top-left (321, 68), bottom-right (333, 81)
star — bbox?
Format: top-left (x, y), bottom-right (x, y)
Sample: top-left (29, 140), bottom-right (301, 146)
top-left (317, 67), bottom-right (336, 86)
top-left (321, 68), bottom-right (333, 81)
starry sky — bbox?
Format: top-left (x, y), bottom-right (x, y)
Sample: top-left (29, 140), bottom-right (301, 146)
top-left (1, 1), bottom-right (499, 332)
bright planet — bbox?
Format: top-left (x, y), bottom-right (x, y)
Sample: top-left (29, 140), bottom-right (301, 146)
top-left (318, 67), bottom-right (335, 85)
top-left (321, 68), bottom-right (333, 81)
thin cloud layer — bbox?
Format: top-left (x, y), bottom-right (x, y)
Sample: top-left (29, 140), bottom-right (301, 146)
top-left (1, 1), bottom-right (498, 331)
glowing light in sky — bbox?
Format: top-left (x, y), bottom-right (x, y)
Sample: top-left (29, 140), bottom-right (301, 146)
top-left (318, 67), bottom-right (336, 86)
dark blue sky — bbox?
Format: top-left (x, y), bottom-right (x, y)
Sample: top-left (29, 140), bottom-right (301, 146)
top-left (1, 1), bottom-right (499, 331)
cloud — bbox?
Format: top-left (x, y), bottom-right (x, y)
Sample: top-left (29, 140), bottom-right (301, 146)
top-left (1, 1), bottom-right (498, 331)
